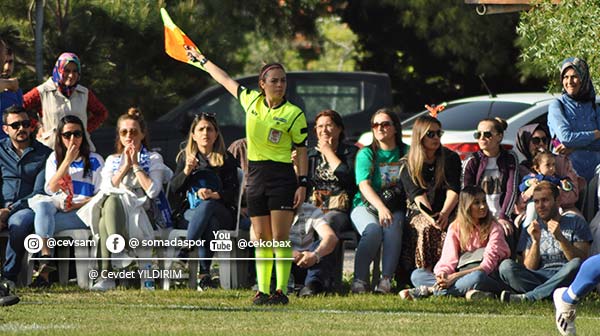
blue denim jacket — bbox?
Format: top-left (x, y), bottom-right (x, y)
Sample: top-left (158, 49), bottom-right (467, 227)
top-left (0, 137), bottom-right (51, 215)
top-left (547, 94), bottom-right (600, 150)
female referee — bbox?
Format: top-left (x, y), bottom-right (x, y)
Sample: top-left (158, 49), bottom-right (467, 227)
top-left (186, 48), bottom-right (308, 305)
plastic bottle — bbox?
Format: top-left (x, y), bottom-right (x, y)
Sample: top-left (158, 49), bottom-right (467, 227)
top-left (142, 263), bottom-right (155, 291)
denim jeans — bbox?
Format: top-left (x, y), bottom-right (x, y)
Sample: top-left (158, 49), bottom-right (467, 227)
top-left (351, 205), bottom-right (404, 282)
top-left (498, 258), bottom-right (582, 301)
top-left (3, 208), bottom-right (35, 281)
top-left (411, 268), bottom-right (508, 297)
top-left (31, 200), bottom-right (87, 238)
top-left (291, 240), bottom-right (336, 288)
top-left (323, 210), bottom-right (352, 238)
top-left (181, 200), bottom-right (234, 274)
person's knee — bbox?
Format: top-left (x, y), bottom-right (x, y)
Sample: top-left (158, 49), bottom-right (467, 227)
top-left (410, 268), bottom-right (428, 287)
top-left (565, 257), bottom-right (582, 272)
top-left (362, 223), bottom-right (382, 241)
top-left (498, 259), bottom-right (516, 278)
top-left (32, 201), bottom-right (56, 216)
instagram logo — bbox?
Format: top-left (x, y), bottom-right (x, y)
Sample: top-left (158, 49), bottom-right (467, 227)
top-left (24, 234), bottom-right (43, 254)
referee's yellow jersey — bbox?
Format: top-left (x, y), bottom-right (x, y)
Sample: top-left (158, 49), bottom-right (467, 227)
top-left (238, 87), bottom-right (308, 163)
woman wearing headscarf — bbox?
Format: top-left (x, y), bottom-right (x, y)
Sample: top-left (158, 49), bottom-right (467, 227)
top-left (515, 123), bottom-right (581, 214)
top-left (23, 52), bottom-right (108, 151)
top-left (547, 57), bottom-right (600, 182)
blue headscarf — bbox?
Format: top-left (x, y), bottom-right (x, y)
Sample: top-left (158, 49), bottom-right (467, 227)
top-left (559, 57), bottom-right (596, 102)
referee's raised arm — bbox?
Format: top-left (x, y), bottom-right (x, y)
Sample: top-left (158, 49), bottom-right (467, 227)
top-left (185, 47), bottom-right (239, 98)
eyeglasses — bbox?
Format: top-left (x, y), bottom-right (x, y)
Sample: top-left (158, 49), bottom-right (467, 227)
top-left (530, 136), bottom-right (548, 145)
top-left (425, 130), bottom-right (444, 138)
top-left (6, 120), bottom-right (31, 130)
top-left (119, 128), bottom-right (139, 137)
top-left (473, 131), bottom-right (495, 140)
top-left (371, 121), bottom-right (393, 129)
top-left (61, 130), bottom-right (83, 139)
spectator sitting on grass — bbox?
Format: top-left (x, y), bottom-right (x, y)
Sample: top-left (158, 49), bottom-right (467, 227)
top-left (290, 202), bottom-right (338, 297)
top-left (499, 181), bottom-right (591, 303)
top-left (400, 186), bottom-right (510, 301)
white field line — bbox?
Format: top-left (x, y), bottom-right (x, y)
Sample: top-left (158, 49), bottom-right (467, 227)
top-left (156, 304), bottom-right (600, 321)
top-left (0, 322), bottom-right (74, 332)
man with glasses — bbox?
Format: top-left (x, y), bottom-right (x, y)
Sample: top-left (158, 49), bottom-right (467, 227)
top-left (0, 105), bottom-right (51, 285)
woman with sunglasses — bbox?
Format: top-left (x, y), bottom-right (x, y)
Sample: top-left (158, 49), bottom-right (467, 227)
top-left (29, 115), bottom-right (104, 287)
top-left (170, 112), bottom-right (239, 288)
top-left (23, 52), bottom-right (108, 151)
top-left (308, 109), bottom-right (358, 236)
top-left (548, 57), bottom-right (600, 182)
top-left (81, 107), bottom-right (172, 291)
top-left (515, 123), bottom-right (581, 216)
top-left (185, 49), bottom-right (307, 305)
top-left (463, 118), bottom-right (519, 253)
top-left (351, 108), bottom-right (407, 294)
top-left (400, 116), bottom-right (461, 278)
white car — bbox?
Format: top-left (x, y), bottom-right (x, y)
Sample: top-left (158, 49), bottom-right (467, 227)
top-left (358, 92), bottom-right (563, 161)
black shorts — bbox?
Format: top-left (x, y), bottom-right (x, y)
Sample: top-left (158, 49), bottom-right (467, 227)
top-left (246, 161), bottom-right (297, 217)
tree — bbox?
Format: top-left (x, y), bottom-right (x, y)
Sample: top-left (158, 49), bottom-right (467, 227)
top-left (517, 0), bottom-right (600, 92)
top-left (343, 0), bottom-right (545, 112)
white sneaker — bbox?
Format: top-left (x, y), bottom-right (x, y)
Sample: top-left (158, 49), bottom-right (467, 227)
top-left (553, 287), bottom-right (576, 336)
top-left (374, 278), bottom-right (392, 294)
top-left (351, 279), bottom-right (368, 294)
top-left (465, 289), bottom-right (495, 301)
top-left (399, 285), bottom-right (431, 300)
top-left (91, 278), bottom-right (116, 292)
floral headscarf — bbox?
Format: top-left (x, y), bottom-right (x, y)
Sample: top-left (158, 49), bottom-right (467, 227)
top-left (559, 57), bottom-right (596, 102)
top-left (52, 52), bottom-right (81, 98)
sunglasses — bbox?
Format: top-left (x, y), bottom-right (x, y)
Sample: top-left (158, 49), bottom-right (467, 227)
top-left (473, 131), bottom-right (495, 140)
top-left (119, 128), bottom-right (139, 137)
top-left (425, 130), bottom-right (444, 138)
top-left (195, 112), bottom-right (217, 120)
top-left (371, 121), bottom-right (393, 129)
top-left (7, 120), bottom-right (31, 130)
top-left (61, 130), bottom-right (83, 139)
top-left (530, 136), bottom-right (548, 145)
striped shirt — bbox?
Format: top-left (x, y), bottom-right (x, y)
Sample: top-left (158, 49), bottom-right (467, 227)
top-left (44, 152), bottom-right (104, 203)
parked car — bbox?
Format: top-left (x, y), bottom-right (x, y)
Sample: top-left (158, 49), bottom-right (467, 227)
top-left (92, 71), bottom-right (392, 168)
top-left (357, 92), bottom-right (586, 161)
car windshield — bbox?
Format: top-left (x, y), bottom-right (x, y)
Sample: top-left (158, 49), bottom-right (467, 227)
top-left (402, 101), bottom-right (532, 131)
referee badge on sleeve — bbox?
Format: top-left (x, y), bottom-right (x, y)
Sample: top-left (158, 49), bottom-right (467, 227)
top-left (268, 128), bottom-right (282, 143)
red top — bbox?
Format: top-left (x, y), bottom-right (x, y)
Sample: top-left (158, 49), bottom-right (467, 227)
top-left (23, 87), bottom-right (108, 132)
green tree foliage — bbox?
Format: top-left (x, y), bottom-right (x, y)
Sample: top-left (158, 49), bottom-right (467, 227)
top-left (517, 0), bottom-right (600, 92)
top-left (343, 0), bottom-right (544, 112)
top-left (0, 0), bottom-right (354, 123)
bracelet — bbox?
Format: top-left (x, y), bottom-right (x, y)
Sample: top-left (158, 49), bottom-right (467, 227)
top-left (313, 251), bottom-right (322, 264)
top-left (132, 166), bottom-right (144, 174)
top-left (199, 57), bottom-right (208, 66)
top-left (298, 175), bottom-right (308, 187)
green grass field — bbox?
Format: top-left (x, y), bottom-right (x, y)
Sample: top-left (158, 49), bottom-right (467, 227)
top-left (2, 286), bottom-right (600, 335)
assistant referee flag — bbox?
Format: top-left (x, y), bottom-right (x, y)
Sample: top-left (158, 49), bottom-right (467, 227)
top-left (160, 8), bottom-right (206, 72)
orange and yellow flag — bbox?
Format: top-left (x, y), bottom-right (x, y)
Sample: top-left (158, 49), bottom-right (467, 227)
top-left (160, 8), bottom-right (206, 71)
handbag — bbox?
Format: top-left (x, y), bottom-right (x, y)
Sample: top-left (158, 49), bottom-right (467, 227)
top-left (312, 189), bottom-right (350, 213)
top-left (457, 247), bottom-right (486, 271)
top-left (187, 169), bottom-right (223, 209)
